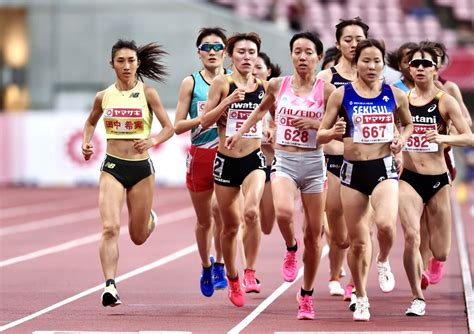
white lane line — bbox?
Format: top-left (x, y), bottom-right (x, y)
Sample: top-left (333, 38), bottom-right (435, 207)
top-left (0, 207), bottom-right (194, 268)
top-left (0, 209), bottom-right (98, 236)
top-left (33, 331), bottom-right (192, 334)
top-left (452, 197), bottom-right (474, 334)
top-left (0, 192), bottom-right (191, 236)
top-left (274, 331), bottom-right (433, 334)
top-left (0, 198), bottom-right (91, 219)
top-left (0, 244), bottom-right (198, 332)
top-left (227, 244), bottom-right (330, 334)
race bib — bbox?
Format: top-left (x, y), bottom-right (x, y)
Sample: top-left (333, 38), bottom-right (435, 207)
top-left (225, 108), bottom-right (262, 138)
top-left (275, 114), bottom-right (317, 148)
top-left (197, 101), bottom-right (216, 129)
top-left (353, 113), bottom-right (394, 143)
top-left (403, 123), bottom-right (438, 152)
top-left (104, 107), bottom-right (145, 136)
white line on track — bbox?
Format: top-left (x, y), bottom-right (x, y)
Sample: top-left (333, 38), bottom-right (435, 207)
top-left (227, 244), bottom-right (330, 334)
top-left (33, 331), bottom-right (192, 334)
top-left (0, 197), bottom-right (91, 220)
top-left (452, 197), bottom-right (474, 334)
top-left (0, 207), bottom-right (195, 268)
top-left (0, 244), bottom-right (198, 332)
top-left (0, 209), bottom-right (99, 236)
top-left (275, 331), bottom-right (433, 333)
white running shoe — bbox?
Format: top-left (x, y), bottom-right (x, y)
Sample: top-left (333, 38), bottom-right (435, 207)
top-left (101, 284), bottom-right (122, 307)
top-left (376, 257), bottom-right (395, 293)
top-left (328, 280), bottom-right (345, 296)
top-left (353, 296), bottom-right (370, 321)
top-left (405, 298), bottom-right (426, 316)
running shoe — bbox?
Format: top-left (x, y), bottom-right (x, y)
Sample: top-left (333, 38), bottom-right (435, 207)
top-left (297, 295), bottom-right (315, 320)
top-left (282, 239), bottom-right (300, 282)
top-left (200, 256), bottom-right (214, 297)
top-left (349, 290), bottom-right (357, 312)
top-left (243, 269), bottom-right (261, 293)
top-left (212, 262), bottom-right (228, 290)
top-left (353, 296), bottom-right (370, 321)
top-left (149, 209), bottom-right (158, 234)
top-left (227, 275), bottom-right (245, 307)
top-left (405, 298), bottom-right (426, 316)
top-left (421, 271), bottom-right (430, 290)
top-left (344, 284), bottom-right (354, 301)
top-left (328, 280), bottom-right (345, 296)
top-left (376, 257), bottom-right (395, 292)
top-left (428, 258), bottom-right (444, 284)
top-left (101, 284), bottom-right (122, 307)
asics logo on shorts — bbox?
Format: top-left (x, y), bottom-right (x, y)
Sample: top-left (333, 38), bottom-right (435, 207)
top-left (433, 181), bottom-right (440, 189)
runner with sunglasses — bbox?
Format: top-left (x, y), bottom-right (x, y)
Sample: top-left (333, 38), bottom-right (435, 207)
top-left (399, 45), bottom-right (472, 317)
top-left (174, 27), bottom-right (228, 298)
top-left (226, 32), bottom-right (335, 320)
top-left (201, 32), bottom-right (266, 307)
top-left (417, 41), bottom-right (473, 289)
top-left (317, 39), bottom-right (413, 321)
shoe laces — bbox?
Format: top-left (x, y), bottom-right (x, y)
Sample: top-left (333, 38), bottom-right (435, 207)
top-left (431, 259), bottom-right (443, 271)
top-left (411, 298), bottom-right (425, 310)
top-left (244, 269), bottom-right (256, 285)
top-left (356, 298), bottom-right (370, 311)
top-left (299, 295), bottom-right (313, 313)
top-left (229, 278), bottom-right (242, 294)
top-left (284, 250), bottom-right (297, 267)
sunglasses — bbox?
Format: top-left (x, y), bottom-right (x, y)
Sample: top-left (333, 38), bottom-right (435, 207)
top-left (409, 59), bottom-right (436, 68)
top-left (198, 43), bottom-right (225, 52)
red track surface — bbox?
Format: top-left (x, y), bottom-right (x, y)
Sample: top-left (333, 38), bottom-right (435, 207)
top-left (0, 186), bottom-right (470, 333)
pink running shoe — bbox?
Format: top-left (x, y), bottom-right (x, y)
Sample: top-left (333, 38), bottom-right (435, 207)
top-left (428, 258), bottom-right (444, 284)
top-left (421, 271), bottom-right (430, 290)
top-left (297, 295), bottom-right (315, 320)
top-left (243, 269), bottom-right (261, 293)
top-left (227, 276), bottom-right (245, 307)
top-left (282, 239), bottom-right (300, 282)
top-left (344, 284), bottom-right (354, 301)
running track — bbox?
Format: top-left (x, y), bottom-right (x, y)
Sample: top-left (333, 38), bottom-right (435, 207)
top-left (0, 186), bottom-right (471, 333)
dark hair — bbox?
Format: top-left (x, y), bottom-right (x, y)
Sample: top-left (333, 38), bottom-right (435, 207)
top-left (406, 45), bottom-right (439, 67)
top-left (196, 27), bottom-right (228, 47)
top-left (419, 40), bottom-right (448, 65)
top-left (289, 31), bottom-right (324, 55)
top-left (111, 39), bottom-right (168, 83)
top-left (354, 38), bottom-right (386, 64)
top-left (226, 32), bottom-right (261, 57)
top-left (258, 52), bottom-right (282, 79)
top-left (386, 42), bottom-right (418, 70)
top-left (321, 46), bottom-right (342, 69)
top-left (335, 17), bottom-right (369, 42)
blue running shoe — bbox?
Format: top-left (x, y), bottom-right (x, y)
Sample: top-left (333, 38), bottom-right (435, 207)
top-left (200, 256), bottom-right (215, 297)
top-left (213, 261), bottom-right (228, 289)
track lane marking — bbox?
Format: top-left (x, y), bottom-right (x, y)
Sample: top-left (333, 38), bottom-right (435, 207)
top-left (0, 244), bottom-right (198, 332)
top-left (452, 196), bottom-right (474, 333)
top-left (0, 207), bottom-right (194, 268)
top-left (227, 245), bottom-right (329, 334)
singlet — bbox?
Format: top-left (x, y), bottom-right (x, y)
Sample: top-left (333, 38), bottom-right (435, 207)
top-left (102, 81), bottom-right (152, 140)
top-left (217, 75), bottom-right (265, 139)
top-left (330, 66), bottom-right (351, 88)
top-left (393, 79), bottom-right (410, 94)
top-left (339, 83), bottom-right (397, 143)
top-left (403, 90), bottom-right (447, 152)
top-left (189, 71), bottom-right (220, 148)
top-left (274, 76), bottom-right (325, 148)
